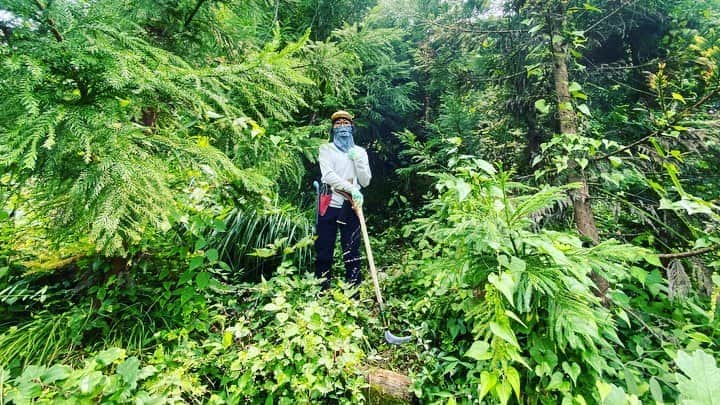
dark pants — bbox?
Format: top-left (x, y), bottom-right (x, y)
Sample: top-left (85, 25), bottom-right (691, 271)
top-left (315, 201), bottom-right (362, 290)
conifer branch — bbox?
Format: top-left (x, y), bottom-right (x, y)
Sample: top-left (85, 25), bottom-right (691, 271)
top-left (184, 0), bottom-right (209, 30)
top-left (33, 0), bottom-right (64, 42)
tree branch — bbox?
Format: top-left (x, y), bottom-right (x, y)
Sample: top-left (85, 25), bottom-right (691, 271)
top-left (594, 86), bottom-right (720, 161)
top-left (584, 0), bottom-right (638, 34)
top-left (425, 19), bottom-right (527, 35)
top-left (184, 0), bottom-right (209, 30)
top-left (33, 0), bottom-right (64, 42)
top-left (658, 246), bottom-right (717, 260)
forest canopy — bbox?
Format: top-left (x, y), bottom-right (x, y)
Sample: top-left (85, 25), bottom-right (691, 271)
top-left (1, 0), bottom-right (720, 403)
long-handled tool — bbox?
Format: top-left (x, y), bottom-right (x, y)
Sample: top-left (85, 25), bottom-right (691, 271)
top-left (352, 203), bottom-right (412, 345)
top-left (313, 181), bottom-right (320, 234)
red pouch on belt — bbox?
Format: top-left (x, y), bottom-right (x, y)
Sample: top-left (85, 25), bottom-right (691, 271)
top-left (318, 183), bottom-right (333, 216)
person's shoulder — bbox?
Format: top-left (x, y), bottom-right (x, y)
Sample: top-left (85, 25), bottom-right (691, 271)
top-left (319, 142), bottom-right (336, 152)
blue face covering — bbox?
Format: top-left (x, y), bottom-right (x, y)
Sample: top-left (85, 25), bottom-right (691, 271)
top-left (332, 125), bottom-right (355, 153)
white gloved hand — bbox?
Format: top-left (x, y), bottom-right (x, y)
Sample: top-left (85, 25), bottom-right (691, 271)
top-left (351, 189), bottom-right (364, 206)
top-left (347, 147), bottom-right (359, 161)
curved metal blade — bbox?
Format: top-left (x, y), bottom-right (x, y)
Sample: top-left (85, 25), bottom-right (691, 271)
top-left (385, 330), bottom-right (412, 345)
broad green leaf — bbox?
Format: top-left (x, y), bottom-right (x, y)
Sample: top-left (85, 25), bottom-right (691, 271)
top-left (489, 272), bottom-right (515, 307)
top-left (562, 362), bottom-right (581, 386)
top-left (196, 272), bottom-right (211, 289)
top-left (505, 366), bottom-right (521, 401)
top-left (535, 99), bottom-right (550, 114)
top-left (644, 253), bottom-right (661, 267)
top-left (194, 237), bottom-right (207, 251)
top-left (490, 322), bottom-right (519, 348)
top-left (41, 364), bottom-right (71, 384)
top-left (465, 340), bottom-right (492, 361)
top-left (223, 331), bottom-right (233, 348)
top-left (505, 310), bottom-right (527, 328)
top-left (649, 377), bottom-right (664, 404)
top-left (584, 2), bottom-right (602, 12)
top-left (672, 92), bottom-right (686, 103)
top-left (577, 104), bottom-right (592, 116)
top-left (496, 381), bottom-right (512, 405)
top-left (206, 248), bottom-right (219, 262)
top-left (624, 368), bottom-right (639, 395)
top-left (476, 159), bottom-right (497, 175)
top-left (78, 371), bottom-right (104, 394)
top-left (456, 180), bottom-right (472, 201)
top-left (96, 348), bottom-right (125, 366)
top-left (479, 371), bottom-right (498, 401)
top-left (676, 350), bottom-right (720, 404)
top-left (189, 255), bottom-right (204, 271)
top-left (568, 82), bottom-right (582, 92)
top-left (529, 24), bottom-right (543, 34)
top-left (117, 356), bottom-right (141, 388)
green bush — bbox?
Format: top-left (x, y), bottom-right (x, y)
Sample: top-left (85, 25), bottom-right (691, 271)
top-left (219, 262), bottom-right (371, 403)
top-left (396, 159), bottom-right (659, 404)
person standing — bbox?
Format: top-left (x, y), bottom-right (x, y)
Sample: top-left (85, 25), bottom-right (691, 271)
top-left (315, 110), bottom-right (371, 290)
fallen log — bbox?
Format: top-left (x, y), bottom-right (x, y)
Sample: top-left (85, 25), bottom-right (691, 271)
top-left (365, 368), bottom-right (415, 404)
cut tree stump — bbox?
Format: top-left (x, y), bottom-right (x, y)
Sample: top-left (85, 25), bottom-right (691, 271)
top-left (365, 368), bottom-right (415, 404)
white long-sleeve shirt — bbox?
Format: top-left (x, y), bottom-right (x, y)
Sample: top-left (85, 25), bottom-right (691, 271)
top-left (319, 143), bottom-right (372, 208)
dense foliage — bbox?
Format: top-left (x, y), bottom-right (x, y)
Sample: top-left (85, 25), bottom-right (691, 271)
top-left (2, 0), bottom-right (720, 403)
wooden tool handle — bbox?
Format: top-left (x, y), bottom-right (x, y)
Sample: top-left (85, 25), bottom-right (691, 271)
top-left (354, 205), bottom-right (385, 309)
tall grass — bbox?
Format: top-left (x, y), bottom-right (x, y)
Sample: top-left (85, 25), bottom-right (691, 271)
top-left (0, 306), bottom-right (93, 369)
top-left (211, 205), bottom-right (314, 281)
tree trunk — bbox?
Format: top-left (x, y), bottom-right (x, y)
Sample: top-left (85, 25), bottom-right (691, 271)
top-left (549, 4), bottom-right (609, 298)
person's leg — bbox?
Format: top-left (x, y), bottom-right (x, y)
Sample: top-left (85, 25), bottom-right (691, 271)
top-left (315, 207), bottom-right (339, 290)
top-left (339, 202), bottom-right (362, 287)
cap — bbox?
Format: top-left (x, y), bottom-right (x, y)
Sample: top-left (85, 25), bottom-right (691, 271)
top-left (331, 110), bottom-right (353, 122)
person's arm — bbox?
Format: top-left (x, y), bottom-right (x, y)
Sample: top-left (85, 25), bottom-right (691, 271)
top-left (351, 147), bottom-right (372, 188)
top-left (319, 144), bottom-right (357, 192)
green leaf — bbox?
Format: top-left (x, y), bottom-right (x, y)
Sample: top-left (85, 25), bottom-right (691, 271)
top-left (644, 253), bottom-right (661, 267)
top-left (675, 350), bottom-right (720, 404)
top-left (624, 368), bottom-right (639, 395)
top-left (476, 159), bottom-right (497, 175)
top-left (535, 99), bottom-right (550, 114)
top-left (206, 248), bottom-right (219, 263)
top-left (529, 24), bottom-right (543, 34)
top-left (584, 2), bottom-right (602, 12)
top-left (41, 364), bottom-right (71, 384)
top-left (496, 381), bottom-right (512, 405)
top-left (568, 82), bottom-right (582, 92)
top-left (490, 322), bottom-right (519, 348)
top-left (672, 92), bottom-right (686, 103)
top-left (465, 340), bottom-right (492, 361)
top-left (194, 237), bottom-right (207, 251)
top-left (456, 180), bottom-right (472, 201)
top-left (505, 366), bottom-right (521, 402)
top-left (479, 371), bottom-right (498, 401)
top-left (562, 362), bottom-right (581, 386)
top-left (78, 371), bottom-right (104, 394)
top-left (117, 356), bottom-right (141, 388)
top-left (95, 348), bottom-right (125, 366)
top-left (577, 104), bottom-right (592, 116)
top-left (189, 255), bottom-right (204, 271)
top-left (223, 331), bottom-right (233, 349)
top-left (649, 377), bottom-right (664, 404)
top-left (489, 272), bottom-right (515, 307)
top-left (196, 272), bottom-right (211, 289)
